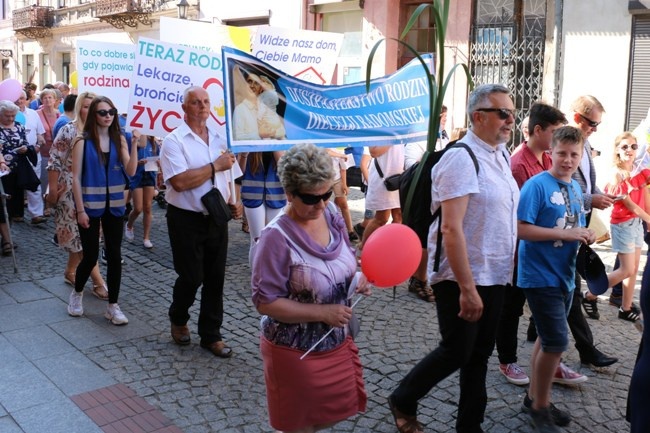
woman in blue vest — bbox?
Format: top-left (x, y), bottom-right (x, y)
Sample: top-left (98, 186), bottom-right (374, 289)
top-left (70, 96), bottom-right (137, 324)
top-left (241, 151), bottom-right (286, 264)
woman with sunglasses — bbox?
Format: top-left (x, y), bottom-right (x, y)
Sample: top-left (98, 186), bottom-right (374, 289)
top-left (69, 96), bottom-right (137, 324)
top-left (46, 91), bottom-right (108, 300)
top-left (251, 143), bottom-right (371, 433)
top-left (604, 132), bottom-right (650, 323)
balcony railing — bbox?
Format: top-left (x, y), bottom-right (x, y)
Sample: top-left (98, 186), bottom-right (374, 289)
top-left (96, 0), bottom-right (152, 28)
top-left (12, 5), bottom-right (53, 39)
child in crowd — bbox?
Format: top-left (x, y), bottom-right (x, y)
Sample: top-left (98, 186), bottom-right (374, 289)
top-left (125, 135), bottom-right (160, 249)
top-left (517, 126), bottom-right (595, 433)
top-left (328, 148), bottom-right (357, 242)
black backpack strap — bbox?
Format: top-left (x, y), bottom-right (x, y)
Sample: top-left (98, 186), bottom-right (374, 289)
top-left (373, 158), bottom-right (384, 178)
top-left (433, 142), bottom-right (479, 272)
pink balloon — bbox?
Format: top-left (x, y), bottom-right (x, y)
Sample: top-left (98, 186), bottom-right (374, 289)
top-left (361, 224), bottom-right (421, 288)
top-left (0, 79), bottom-right (23, 102)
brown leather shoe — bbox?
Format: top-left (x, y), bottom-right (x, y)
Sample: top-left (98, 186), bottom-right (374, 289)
top-left (170, 323), bottom-right (191, 346)
top-left (200, 340), bottom-right (233, 358)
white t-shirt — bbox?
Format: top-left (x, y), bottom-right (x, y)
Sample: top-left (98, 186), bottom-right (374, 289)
top-left (22, 108), bottom-right (44, 146)
top-left (404, 141), bottom-right (426, 169)
top-left (160, 122), bottom-right (242, 213)
top-left (365, 144), bottom-right (404, 211)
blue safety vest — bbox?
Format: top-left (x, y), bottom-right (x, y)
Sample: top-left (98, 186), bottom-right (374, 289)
top-left (241, 158), bottom-right (286, 209)
top-left (80, 138), bottom-right (127, 217)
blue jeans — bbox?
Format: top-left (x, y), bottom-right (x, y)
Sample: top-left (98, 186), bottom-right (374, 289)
top-left (525, 287), bottom-right (573, 352)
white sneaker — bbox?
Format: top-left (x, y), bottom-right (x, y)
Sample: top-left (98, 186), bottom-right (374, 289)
top-left (143, 239), bottom-right (153, 249)
top-left (105, 303), bottom-right (129, 325)
top-left (67, 290), bottom-right (83, 317)
top-left (124, 225), bottom-right (134, 242)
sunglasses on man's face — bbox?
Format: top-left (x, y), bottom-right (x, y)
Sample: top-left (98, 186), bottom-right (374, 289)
top-left (294, 189), bottom-right (333, 205)
top-left (97, 108), bottom-right (118, 117)
top-left (476, 108), bottom-right (516, 120)
top-left (620, 143), bottom-right (639, 151)
top-left (578, 113), bottom-right (601, 128)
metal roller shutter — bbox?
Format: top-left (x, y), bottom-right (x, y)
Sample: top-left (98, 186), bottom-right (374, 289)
top-left (627, 15), bottom-right (650, 131)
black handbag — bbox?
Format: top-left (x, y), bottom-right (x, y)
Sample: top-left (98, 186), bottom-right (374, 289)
top-left (374, 158), bottom-right (401, 191)
top-left (14, 154), bottom-right (40, 192)
top-left (201, 162), bottom-right (232, 226)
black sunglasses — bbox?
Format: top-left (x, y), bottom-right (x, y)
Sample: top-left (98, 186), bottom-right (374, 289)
top-left (476, 108), bottom-right (516, 120)
top-left (620, 143), bottom-right (639, 151)
top-left (97, 108), bottom-right (118, 117)
top-left (294, 189), bottom-right (333, 205)
top-left (578, 113), bottom-right (600, 128)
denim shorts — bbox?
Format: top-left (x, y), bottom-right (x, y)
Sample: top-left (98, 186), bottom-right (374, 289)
top-left (611, 217), bottom-right (644, 254)
top-left (524, 287), bottom-right (573, 353)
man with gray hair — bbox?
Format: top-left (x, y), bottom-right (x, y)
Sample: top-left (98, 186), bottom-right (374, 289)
top-left (160, 86), bottom-right (243, 358)
top-left (388, 84), bottom-right (520, 433)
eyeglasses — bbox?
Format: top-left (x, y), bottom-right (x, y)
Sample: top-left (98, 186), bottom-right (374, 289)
top-left (476, 108), bottom-right (516, 120)
top-left (620, 143), bottom-right (639, 151)
top-left (96, 108), bottom-right (118, 117)
top-left (578, 113), bottom-right (601, 128)
top-left (294, 189), bottom-right (333, 205)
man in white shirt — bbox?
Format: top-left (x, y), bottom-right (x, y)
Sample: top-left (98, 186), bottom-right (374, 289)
top-left (160, 86), bottom-right (243, 358)
top-left (389, 84), bottom-right (520, 433)
top-left (15, 90), bottom-right (46, 224)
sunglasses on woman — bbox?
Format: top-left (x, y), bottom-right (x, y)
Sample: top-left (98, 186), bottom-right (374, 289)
top-left (294, 190), bottom-right (333, 205)
top-left (620, 143), bottom-right (639, 151)
top-left (97, 108), bottom-right (118, 117)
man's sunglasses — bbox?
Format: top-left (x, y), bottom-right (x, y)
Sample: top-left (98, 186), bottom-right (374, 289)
top-left (476, 108), bottom-right (516, 120)
top-left (97, 108), bottom-right (118, 117)
top-left (294, 189), bottom-right (333, 205)
top-left (620, 143), bottom-right (639, 151)
top-left (578, 113), bottom-right (600, 128)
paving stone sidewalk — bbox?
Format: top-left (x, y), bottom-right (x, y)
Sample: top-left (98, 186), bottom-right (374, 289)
top-left (0, 190), bottom-right (642, 433)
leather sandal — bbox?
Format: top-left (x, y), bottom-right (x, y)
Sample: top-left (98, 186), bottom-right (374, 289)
top-left (64, 272), bottom-right (75, 286)
top-left (408, 277), bottom-right (435, 303)
top-left (388, 396), bottom-right (423, 433)
top-left (91, 283), bottom-right (109, 301)
top-left (200, 340), bottom-right (233, 358)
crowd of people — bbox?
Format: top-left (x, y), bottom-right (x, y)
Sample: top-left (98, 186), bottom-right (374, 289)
top-left (0, 80), bottom-right (649, 433)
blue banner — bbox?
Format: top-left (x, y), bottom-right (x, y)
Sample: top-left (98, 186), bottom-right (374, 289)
top-left (222, 46), bottom-right (432, 153)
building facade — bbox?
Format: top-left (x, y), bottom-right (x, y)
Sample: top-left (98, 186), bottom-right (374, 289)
top-left (0, 0), bottom-right (646, 158)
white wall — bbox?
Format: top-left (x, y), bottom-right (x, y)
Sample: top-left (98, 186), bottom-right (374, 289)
top-left (202, 0), bottom-right (304, 29)
top-left (560, 0), bottom-right (632, 171)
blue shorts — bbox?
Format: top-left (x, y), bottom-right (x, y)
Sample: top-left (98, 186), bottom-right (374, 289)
top-left (524, 287), bottom-right (573, 353)
top-left (611, 217), bottom-right (644, 254)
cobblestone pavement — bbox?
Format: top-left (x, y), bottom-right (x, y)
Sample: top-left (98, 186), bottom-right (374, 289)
top-left (0, 189), bottom-right (642, 433)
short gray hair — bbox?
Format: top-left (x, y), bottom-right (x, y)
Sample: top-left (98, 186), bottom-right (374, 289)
top-left (277, 143), bottom-right (334, 193)
top-left (39, 88), bottom-right (57, 100)
top-left (467, 84), bottom-right (511, 124)
top-left (0, 100), bottom-right (19, 115)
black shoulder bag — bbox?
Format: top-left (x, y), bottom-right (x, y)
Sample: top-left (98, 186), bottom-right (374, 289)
top-left (374, 158), bottom-right (401, 191)
top-left (201, 162), bottom-right (232, 226)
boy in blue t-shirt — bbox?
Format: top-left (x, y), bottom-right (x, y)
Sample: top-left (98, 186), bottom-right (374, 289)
top-left (517, 125), bottom-right (596, 433)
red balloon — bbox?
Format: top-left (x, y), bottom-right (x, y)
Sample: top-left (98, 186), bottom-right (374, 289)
top-left (361, 224), bottom-right (421, 288)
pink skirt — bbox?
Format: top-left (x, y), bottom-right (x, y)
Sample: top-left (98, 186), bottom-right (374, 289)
top-left (260, 336), bottom-right (367, 431)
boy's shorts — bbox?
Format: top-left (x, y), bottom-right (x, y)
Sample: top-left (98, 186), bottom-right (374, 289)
top-left (524, 286), bottom-right (573, 353)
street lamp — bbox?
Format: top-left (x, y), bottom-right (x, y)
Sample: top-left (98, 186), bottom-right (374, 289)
top-left (177, 0), bottom-right (189, 20)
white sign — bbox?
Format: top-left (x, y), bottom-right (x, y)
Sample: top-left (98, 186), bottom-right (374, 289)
top-left (127, 37), bottom-right (227, 137)
top-left (77, 40), bottom-right (135, 113)
top-left (252, 26), bottom-right (343, 85)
